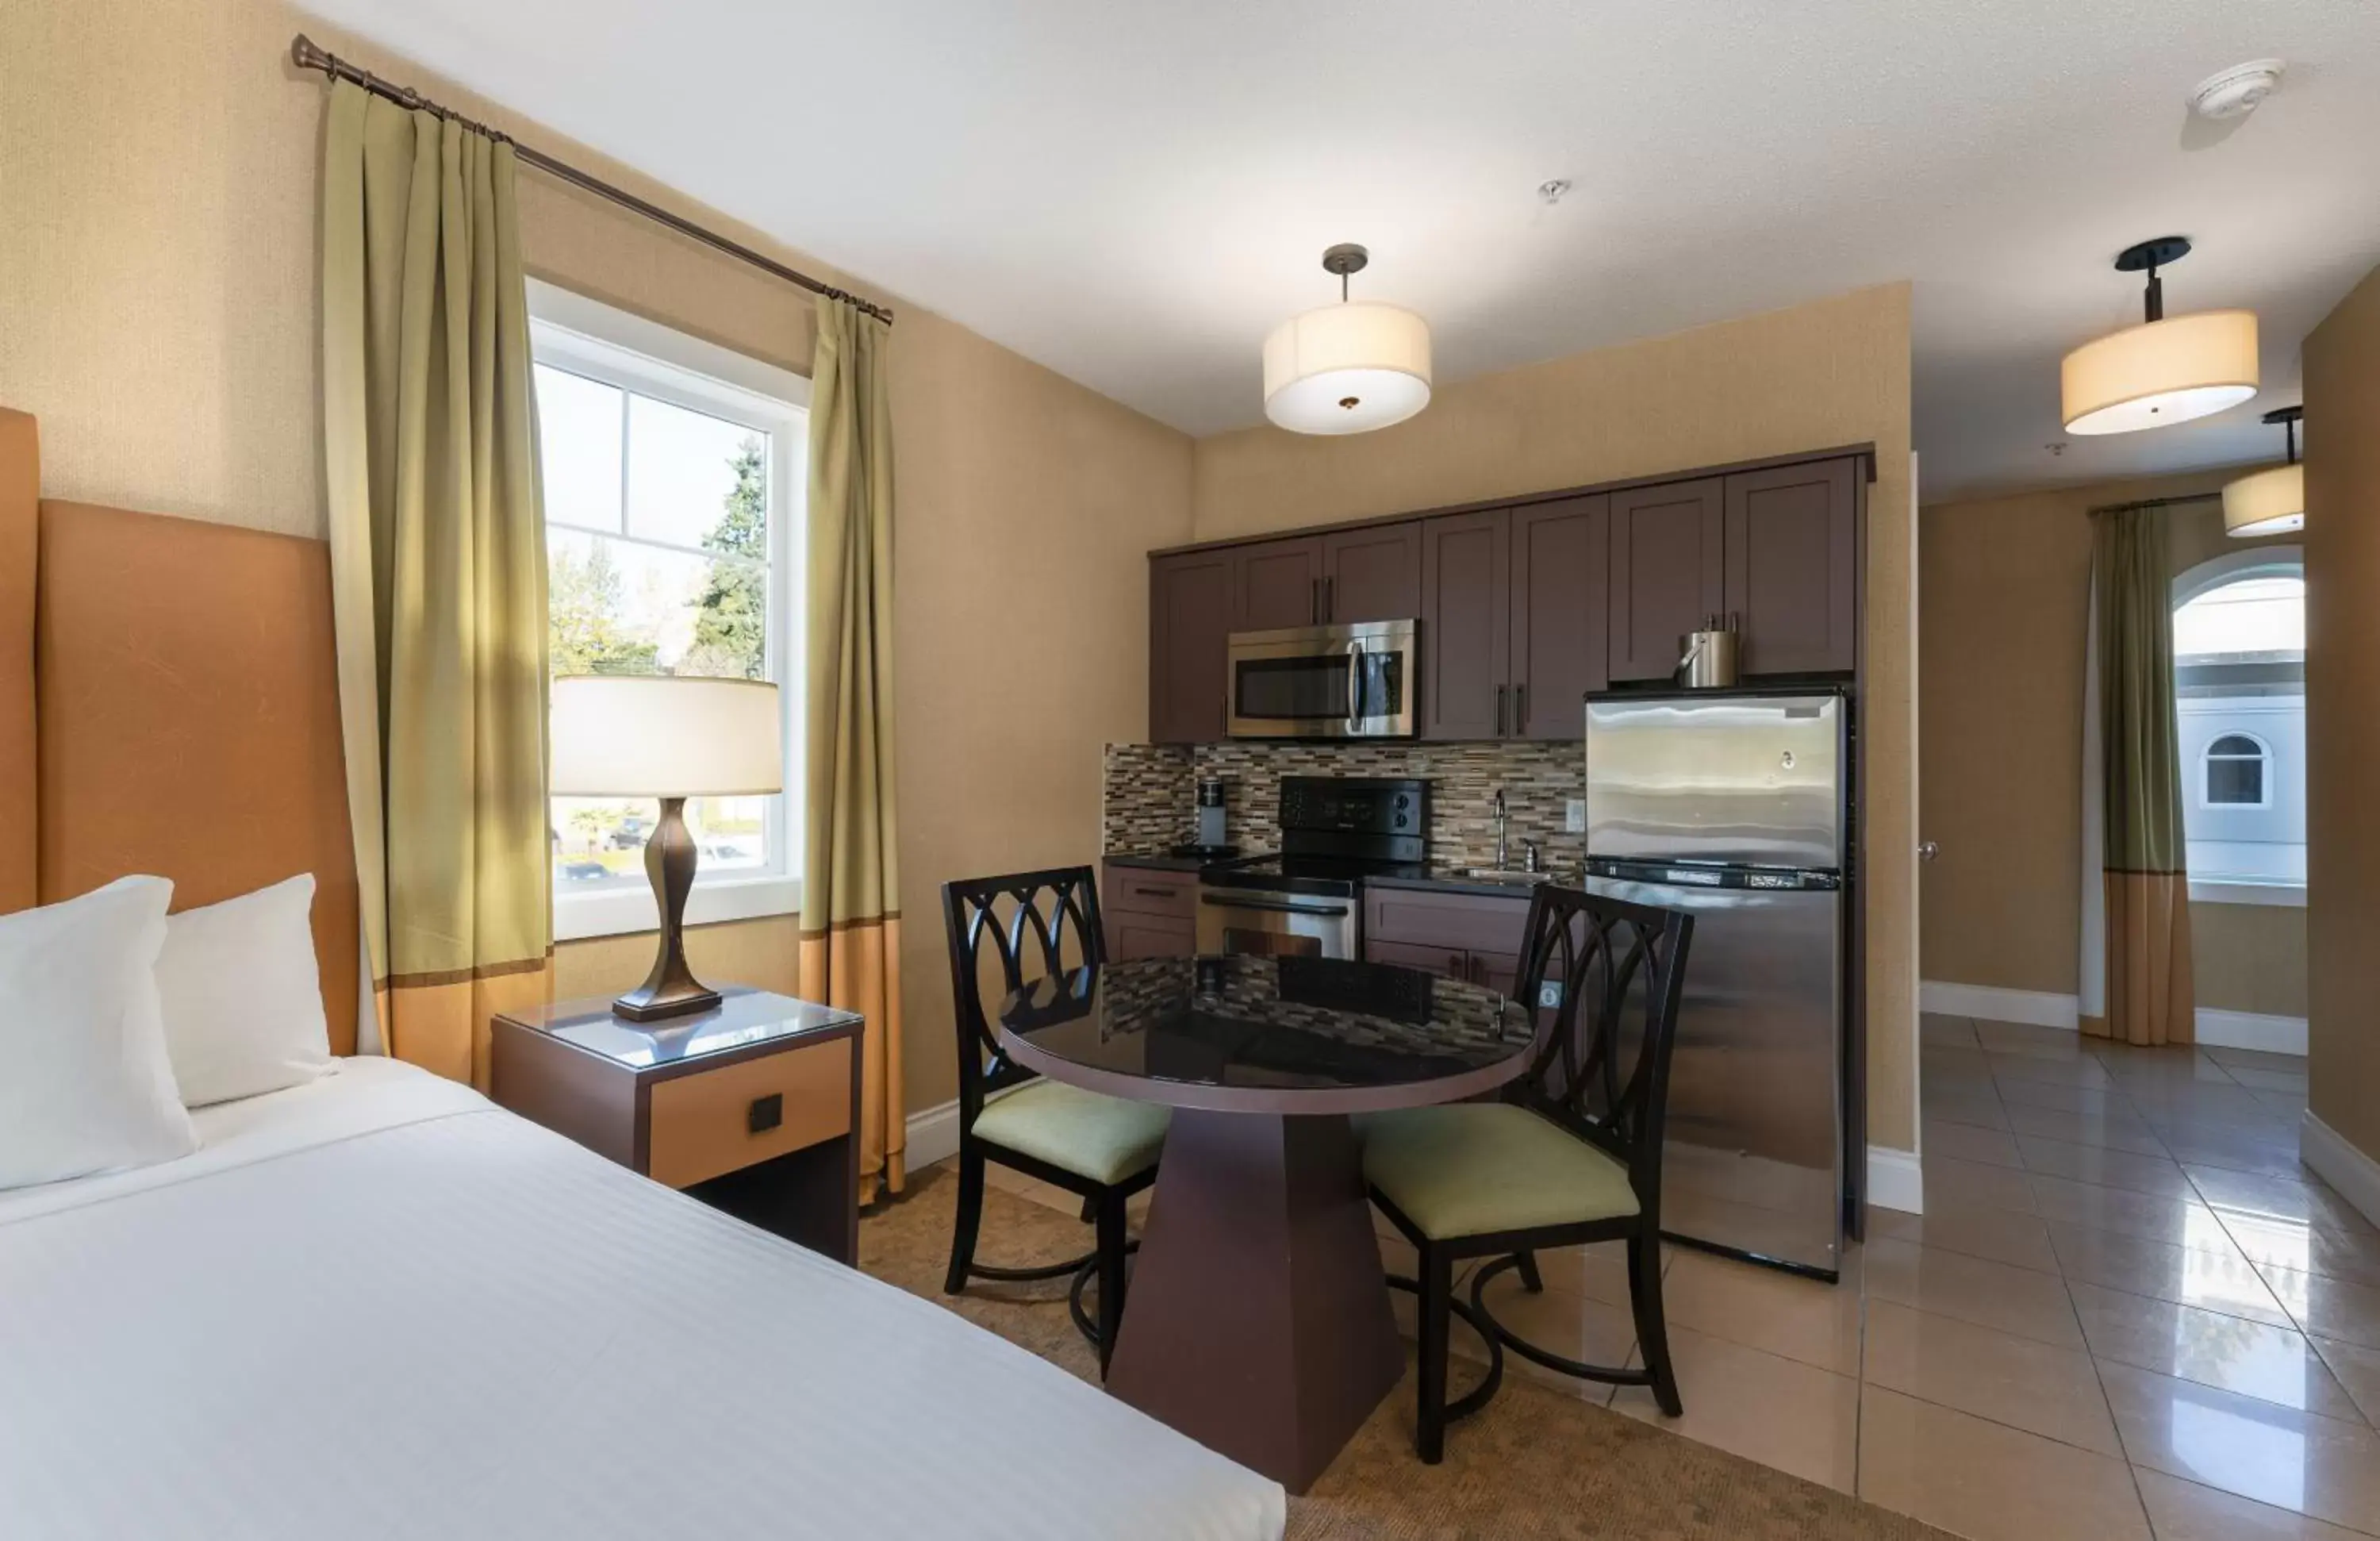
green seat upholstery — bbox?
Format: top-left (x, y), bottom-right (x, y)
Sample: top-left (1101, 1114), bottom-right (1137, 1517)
top-left (973, 1078), bottom-right (1169, 1186)
top-left (1361, 1103), bottom-right (1637, 1243)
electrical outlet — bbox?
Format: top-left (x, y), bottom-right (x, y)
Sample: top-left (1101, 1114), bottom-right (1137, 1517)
top-left (1564, 798), bottom-right (1586, 833)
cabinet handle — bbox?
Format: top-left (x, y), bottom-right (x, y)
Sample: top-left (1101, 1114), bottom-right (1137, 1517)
top-left (1448, 953), bottom-right (1467, 980)
top-left (1495, 685), bottom-right (1508, 736)
top-left (1133, 886), bottom-right (1177, 897)
top-left (1514, 682), bottom-right (1527, 733)
top-left (1325, 575), bottom-right (1335, 621)
top-left (1311, 577), bottom-right (1322, 624)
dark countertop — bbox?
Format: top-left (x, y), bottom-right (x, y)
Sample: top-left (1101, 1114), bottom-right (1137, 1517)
top-left (1100, 851), bottom-right (1209, 873)
top-left (1365, 867), bottom-right (1553, 901)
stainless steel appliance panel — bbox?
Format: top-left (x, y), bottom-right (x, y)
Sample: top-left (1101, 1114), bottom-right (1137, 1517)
top-left (1584, 693), bottom-right (1844, 869)
top-left (1227, 621), bottom-right (1418, 740)
top-left (1583, 872), bottom-right (1844, 1275)
top-left (1195, 890), bottom-right (1359, 960)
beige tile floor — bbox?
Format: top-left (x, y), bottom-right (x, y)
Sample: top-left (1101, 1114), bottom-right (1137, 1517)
top-left (977, 1016), bottom-right (2380, 1540)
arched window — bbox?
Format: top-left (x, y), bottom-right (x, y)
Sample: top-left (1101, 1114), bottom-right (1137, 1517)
top-left (2171, 548), bottom-right (2304, 897)
top-left (2202, 732), bottom-right (2270, 808)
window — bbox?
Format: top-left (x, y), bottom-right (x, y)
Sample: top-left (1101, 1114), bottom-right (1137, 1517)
top-left (2171, 550), bottom-right (2303, 904)
top-left (529, 279), bottom-right (808, 940)
top-left (2201, 733), bottom-right (2269, 808)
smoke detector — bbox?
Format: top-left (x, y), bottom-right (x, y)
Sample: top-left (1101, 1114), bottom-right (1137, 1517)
top-left (2190, 59), bottom-right (2284, 120)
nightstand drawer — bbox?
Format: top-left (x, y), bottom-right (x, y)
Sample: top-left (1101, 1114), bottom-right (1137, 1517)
top-left (647, 1038), bottom-right (853, 1189)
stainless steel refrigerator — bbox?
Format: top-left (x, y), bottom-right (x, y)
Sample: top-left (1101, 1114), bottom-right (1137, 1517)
top-left (1583, 688), bottom-right (1851, 1281)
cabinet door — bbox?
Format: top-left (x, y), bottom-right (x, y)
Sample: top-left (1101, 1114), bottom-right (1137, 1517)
top-left (1724, 459), bottom-right (1859, 675)
top-left (1320, 523), bottom-right (1421, 624)
top-left (1508, 495), bottom-right (1609, 740)
top-left (1468, 949), bottom-right (1523, 1001)
top-left (1366, 937), bottom-right (1472, 981)
top-left (1108, 913), bottom-right (1196, 962)
top-left (1418, 510), bottom-right (1511, 739)
top-left (1233, 537), bottom-right (1325, 631)
top-left (1148, 551), bottom-right (1234, 744)
top-left (1606, 478), bottom-right (1725, 682)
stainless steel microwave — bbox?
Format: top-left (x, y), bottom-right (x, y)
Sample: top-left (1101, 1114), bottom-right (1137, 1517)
top-left (1226, 620), bottom-right (1418, 739)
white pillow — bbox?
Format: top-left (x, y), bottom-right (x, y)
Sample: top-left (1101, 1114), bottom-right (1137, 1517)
top-left (0, 874), bottom-right (197, 1189)
top-left (155, 873), bottom-right (333, 1108)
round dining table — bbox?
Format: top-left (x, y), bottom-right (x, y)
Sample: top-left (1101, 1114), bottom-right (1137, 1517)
top-left (996, 952), bottom-right (1536, 1493)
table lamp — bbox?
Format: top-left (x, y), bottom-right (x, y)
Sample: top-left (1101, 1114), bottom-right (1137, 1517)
top-left (551, 675), bottom-right (784, 1021)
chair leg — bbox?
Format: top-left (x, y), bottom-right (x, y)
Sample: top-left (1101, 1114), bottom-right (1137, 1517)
top-left (1094, 1189), bottom-right (1130, 1380)
top-left (1416, 1247), bottom-right (1453, 1464)
top-left (943, 1149), bottom-right (985, 1295)
top-left (1628, 1232), bottom-right (1682, 1416)
top-left (1514, 1249), bottom-right (1545, 1293)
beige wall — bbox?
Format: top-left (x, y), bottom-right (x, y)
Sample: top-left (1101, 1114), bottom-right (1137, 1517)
top-left (1918, 469), bottom-right (2306, 1020)
top-left (2305, 262), bottom-right (2380, 1161)
top-left (0, 0), bottom-right (1195, 1116)
top-left (1192, 286), bottom-right (1921, 1153)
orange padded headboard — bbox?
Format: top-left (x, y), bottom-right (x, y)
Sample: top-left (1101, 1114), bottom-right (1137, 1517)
top-left (26, 487), bottom-right (362, 1055)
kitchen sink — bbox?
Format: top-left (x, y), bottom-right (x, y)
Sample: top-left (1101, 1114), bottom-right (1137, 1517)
top-left (1458, 868), bottom-right (1554, 886)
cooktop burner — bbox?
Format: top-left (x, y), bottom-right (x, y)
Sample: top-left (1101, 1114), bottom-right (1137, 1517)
top-left (1198, 851), bottom-right (1429, 898)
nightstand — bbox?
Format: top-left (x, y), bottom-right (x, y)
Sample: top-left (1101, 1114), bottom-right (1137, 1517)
top-left (491, 986), bottom-right (864, 1265)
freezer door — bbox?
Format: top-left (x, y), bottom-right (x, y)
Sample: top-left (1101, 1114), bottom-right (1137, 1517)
top-left (1584, 693), bottom-right (1844, 869)
top-left (1583, 874), bottom-right (1844, 1277)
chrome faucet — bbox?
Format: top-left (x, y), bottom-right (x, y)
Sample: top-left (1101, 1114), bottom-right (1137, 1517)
top-left (1492, 788), bottom-right (1509, 871)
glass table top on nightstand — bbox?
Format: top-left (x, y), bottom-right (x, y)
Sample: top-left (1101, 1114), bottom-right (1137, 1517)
top-left (518, 986), bottom-right (862, 1070)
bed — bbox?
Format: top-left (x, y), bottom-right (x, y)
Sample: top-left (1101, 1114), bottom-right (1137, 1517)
top-left (0, 408), bottom-right (1286, 1540)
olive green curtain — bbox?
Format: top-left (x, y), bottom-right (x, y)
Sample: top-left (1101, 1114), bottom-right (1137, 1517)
top-left (798, 294), bottom-right (904, 1200)
top-left (2085, 507), bottom-right (2194, 1046)
top-left (321, 79), bottom-right (553, 1087)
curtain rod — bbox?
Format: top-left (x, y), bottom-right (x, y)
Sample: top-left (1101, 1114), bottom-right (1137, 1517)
top-left (289, 34), bottom-right (894, 326)
top-left (2088, 492), bottom-right (2224, 516)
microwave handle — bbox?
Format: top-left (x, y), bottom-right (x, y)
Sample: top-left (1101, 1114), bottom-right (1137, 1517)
top-left (1345, 640), bottom-right (1365, 730)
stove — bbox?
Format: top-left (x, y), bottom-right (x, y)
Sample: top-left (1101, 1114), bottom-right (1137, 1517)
top-left (1195, 777), bottom-right (1429, 958)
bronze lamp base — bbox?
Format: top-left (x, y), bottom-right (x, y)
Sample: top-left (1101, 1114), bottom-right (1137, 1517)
top-left (612, 797), bottom-right (722, 1022)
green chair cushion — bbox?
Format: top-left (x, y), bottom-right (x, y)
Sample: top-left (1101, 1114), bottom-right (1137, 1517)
top-left (973, 1079), bottom-right (1168, 1186)
top-left (1361, 1103), bottom-right (1638, 1243)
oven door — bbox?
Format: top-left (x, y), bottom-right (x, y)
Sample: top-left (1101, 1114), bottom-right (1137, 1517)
top-left (1226, 621), bottom-right (1416, 739)
top-left (1195, 890), bottom-right (1359, 960)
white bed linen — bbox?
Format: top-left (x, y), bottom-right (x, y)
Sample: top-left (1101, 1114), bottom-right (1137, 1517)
top-left (0, 1059), bottom-right (1286, 1540)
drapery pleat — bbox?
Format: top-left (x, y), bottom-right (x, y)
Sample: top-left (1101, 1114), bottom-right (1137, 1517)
top-left (321, 79), bottom-right (553, 1086)
top-left (799, 294), bottom-right (904, 1201)
top-left (2082, 508), bottom-right (2193, 1046)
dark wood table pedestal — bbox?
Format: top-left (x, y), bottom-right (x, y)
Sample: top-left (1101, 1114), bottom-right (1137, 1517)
top-left (1104, 1109), bottom-right (1403, 1494)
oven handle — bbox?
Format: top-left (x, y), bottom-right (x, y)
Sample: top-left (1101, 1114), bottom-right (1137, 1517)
top-left (1200, 894), bottom-right (1353, 918)
top-left (1345, 639), bottom-right (1365, 731)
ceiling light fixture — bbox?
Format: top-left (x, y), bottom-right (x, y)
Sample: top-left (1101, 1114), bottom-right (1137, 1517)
top-left (2060, 236), bottom-right (2258, 436)
top-left (1262, 244), bottom-right (1432, 436)
top-left (2224, 406), bottom-right (2305, 537)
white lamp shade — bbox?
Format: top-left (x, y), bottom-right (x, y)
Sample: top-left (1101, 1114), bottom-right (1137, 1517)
top-left (1263, 301), bottom-right (1432, 435)
top-left (2060, 309), bottom-right (2259, 435)
top-left (2223, 462), bottom-right (2305, 537)
top-left (550, 675), bottom-right (783, 797)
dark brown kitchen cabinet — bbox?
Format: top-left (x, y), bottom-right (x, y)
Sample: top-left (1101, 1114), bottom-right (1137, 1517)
top-left (1507, 496), bottom-right (1609, 738)
top-left (1148, 550), bottom-right (1234, 744)
top-left (1319, 523), bottom-right (1421, 624)
top-left (1725, 459), bottom-right (1859, 675)
top-left (1607, 477), bottom-right (1726, 682)
top-left (1233, 537), bottom-right (1324, 631)
top-left (1101, 863), bottom-right (1198, 960)
top-left (1418, 510), bottom-right (1510, 739)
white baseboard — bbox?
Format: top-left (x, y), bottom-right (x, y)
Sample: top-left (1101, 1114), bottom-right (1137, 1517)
top-left (2194, 1009), bottom-right (2309, 1055)
top-left (2301, 1111), bottom-right (2380, 1231)
top-left (1868, 1145), bottom-right (1923, 1216)
top-left (1920, 980), bottom-right (2307, 1055)
top-left (1919, 981), bottom-right (2078, 1029)
top-left (904, 1098), bottom-right (962, 1170)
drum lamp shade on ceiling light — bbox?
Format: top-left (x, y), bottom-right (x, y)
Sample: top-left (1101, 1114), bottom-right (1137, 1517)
top-left (1263, 244), bottom-right (1433, 435)
top-left (2061, 237), bottom-right (2258, 436)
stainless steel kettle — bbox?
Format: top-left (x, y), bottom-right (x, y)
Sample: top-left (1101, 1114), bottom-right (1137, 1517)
top-left (1676, 613), bottom-right (1741, 689)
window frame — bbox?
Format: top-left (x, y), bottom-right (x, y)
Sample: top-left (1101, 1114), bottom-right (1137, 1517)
top-left (2198, 732), bottom-right (2272, 811)
top-left (528, 279), bottom-right (810, 943)
top-left (2171, 548), bottom-right (2305, 909)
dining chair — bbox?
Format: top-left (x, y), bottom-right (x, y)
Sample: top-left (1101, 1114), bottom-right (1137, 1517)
top-left (1360, 882), bottom-right (1695, 1462)
top-left (940, 865), bottom-right (1167, 1376)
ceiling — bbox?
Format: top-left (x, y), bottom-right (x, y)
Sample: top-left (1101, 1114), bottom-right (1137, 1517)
top-left (299, 1), bottom-right (2380, 499)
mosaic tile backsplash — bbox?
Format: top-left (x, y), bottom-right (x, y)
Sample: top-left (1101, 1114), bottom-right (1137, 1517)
top-left (1101, 740), bottom-right (1591, 875)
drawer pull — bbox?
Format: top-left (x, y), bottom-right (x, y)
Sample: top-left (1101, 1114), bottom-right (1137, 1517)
top-left (1133, 886), bottom-right (1178, 897)
top-left (748, 1092), bottom-right (784, 1135)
